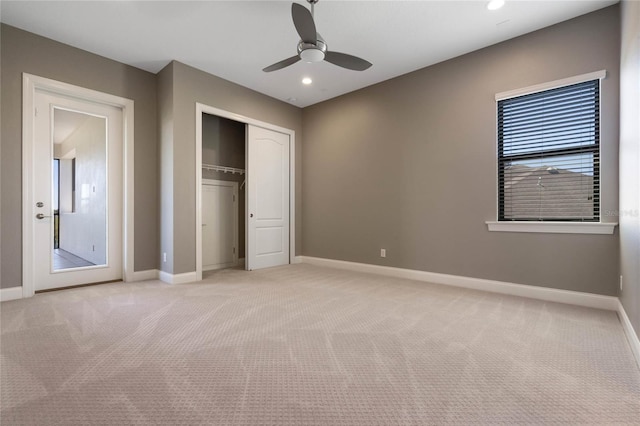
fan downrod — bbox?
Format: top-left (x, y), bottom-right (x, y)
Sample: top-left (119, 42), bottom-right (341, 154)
top-left (307, 0), bottom-right (319, 17)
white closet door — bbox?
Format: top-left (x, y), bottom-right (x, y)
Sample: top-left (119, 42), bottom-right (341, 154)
top-left (202, 180), bottom-right (238, 270)
top-left (246, 125), bottom-right (290, 270)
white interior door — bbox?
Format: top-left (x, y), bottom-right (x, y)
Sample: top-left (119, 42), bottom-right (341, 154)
top-left (32, 90), bottom-right (123, 291)
top-left (202, 179), bottom-right (238, 270)
top-left (246, 125), bottom-right (290, 270)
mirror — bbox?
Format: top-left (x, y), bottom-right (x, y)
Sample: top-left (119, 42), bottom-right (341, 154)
top-left (52, 108), bottom-right (107, 270)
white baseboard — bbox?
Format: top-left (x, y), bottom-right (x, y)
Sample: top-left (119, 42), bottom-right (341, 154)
top-left (0, 286), bottom-right (24, 302)
top-left (292, 256), bottom-right (303, 264)
top-left (298, 256), bottom-right (619, 311)
top-left (159, 270), bottom-right (198, 285)
top-left (130, 269), bottom-right (159, 282)
top-left (618, 300), bottom-right (640, 370)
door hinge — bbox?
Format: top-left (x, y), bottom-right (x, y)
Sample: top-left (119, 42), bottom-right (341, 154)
top-left (233, 247), bottom-right (236, 254)
top-left (34, 107), bottom-right (38, 117)
top-left (233, 195), bottom-right (236, 202)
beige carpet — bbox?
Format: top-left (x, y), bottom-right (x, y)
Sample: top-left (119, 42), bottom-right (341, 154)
top-left (1, 264), bottom-right (639, 425)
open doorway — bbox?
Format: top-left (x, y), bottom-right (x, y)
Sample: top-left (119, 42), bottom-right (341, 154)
top-left (201, 113), bottom-right (245, 276)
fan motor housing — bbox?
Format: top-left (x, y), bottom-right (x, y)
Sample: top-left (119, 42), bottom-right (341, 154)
top-left (298, 36), bottom-right (327, 63)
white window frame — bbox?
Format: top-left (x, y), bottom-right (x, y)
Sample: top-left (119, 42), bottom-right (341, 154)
top-left (487, 70), bottom-right (617, 235)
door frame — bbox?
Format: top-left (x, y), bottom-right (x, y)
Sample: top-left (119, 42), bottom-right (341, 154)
top-left (22, 73), bottom-right (135, 298)
top-left (195, 102), bottom-right (295, 281)
top-left (202, 179), bottom-right (239, 271)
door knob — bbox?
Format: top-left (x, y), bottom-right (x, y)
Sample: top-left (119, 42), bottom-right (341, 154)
top-left (35, 213), bottom-right (51, 219)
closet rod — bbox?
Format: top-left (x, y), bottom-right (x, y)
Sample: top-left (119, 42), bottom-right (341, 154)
top-left (202, 163), bottom-right (245, 175)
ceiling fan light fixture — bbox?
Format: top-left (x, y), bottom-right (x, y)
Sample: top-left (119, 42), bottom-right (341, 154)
top-left (487, 0), bottom-right (505, 10)
top-left (263, 2), bottom-right (372, 73)
top-left (302, 77), bottom-right (313, 85)
top-left (300, 47), bottom-right (325, 63)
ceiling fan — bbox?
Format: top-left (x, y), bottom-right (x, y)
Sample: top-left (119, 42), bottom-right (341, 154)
top-left (263, 0), bottom-right (372, 73)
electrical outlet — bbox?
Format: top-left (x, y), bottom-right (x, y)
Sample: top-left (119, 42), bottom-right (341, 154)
top-left (620, 275), bottom-right (623, 292)
top-left (380, 248), bottom-right (386, 258)
top-left (163, 252), bottom-right (167, 263)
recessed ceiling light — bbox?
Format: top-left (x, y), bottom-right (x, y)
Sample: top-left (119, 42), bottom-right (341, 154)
top-left (302, 77), bottom-right (312, 85)
top-left (487, 0), bottom-right (505, 11)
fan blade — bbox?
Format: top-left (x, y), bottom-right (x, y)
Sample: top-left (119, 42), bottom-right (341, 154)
top-left (263, 55), bottom-right (301, 72)
top-left (291, 3), bottom-right (317, 44)
top-left (324, 51), bottom-right (372, 71)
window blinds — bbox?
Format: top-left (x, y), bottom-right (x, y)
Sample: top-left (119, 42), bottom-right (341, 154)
top-left (498, 79), bottom-right (600, 221)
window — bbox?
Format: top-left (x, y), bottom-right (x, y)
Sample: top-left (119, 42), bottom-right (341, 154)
top-left (498, 79), bottom-right (600, 222)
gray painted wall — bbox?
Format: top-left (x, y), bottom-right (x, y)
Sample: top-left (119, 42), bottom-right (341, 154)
top-left (159, 61), bottom-right (302, 275)
top-left (301, 6), bottom-right (621, 295)
top-left (157, 63), bottom-right (175, 275)
top-left (1, 24), bottom-right (159, 289)
top-left (619, 0), bottom-right (640, 339)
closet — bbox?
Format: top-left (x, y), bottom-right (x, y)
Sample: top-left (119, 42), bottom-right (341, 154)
top-left (201, 114), bottom-right (245, 270)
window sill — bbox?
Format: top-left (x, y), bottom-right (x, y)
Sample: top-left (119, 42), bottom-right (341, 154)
top-left (485, 221), bottom-right (617, 235)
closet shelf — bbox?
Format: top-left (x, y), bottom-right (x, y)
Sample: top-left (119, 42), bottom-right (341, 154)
top-left (202, 164), bottom-right (245, 175)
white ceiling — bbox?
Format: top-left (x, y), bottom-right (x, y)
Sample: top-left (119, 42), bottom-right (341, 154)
top-left (1, 0), bottom-right (618, 107)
